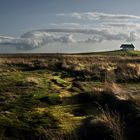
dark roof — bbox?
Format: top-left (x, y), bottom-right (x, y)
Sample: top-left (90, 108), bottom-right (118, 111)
top-left (120, 44), bottom-right (135, 48)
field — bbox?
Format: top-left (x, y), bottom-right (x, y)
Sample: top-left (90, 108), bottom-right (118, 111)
top-left (0, 50), bottom-right (140, 140)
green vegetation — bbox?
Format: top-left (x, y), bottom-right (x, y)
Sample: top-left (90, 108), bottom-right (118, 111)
top-left (73, 50), bottom-right (140, 56)
top-left (0, 52), bottom-right (140, 140)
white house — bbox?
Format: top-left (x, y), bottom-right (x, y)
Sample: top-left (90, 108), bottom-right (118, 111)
top-left (120, 44), bottom-right (135, 51)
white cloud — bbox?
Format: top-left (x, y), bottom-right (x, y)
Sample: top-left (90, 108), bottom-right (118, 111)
top-left (0, 28), bottom-right (139, 50)
top-left (56, 12), bottom-right (140, 33)
top-left (37, 28), bottom-right (140, 42)
top-left (0, 31), bottom-right (75, 50)
top-left (103, 22), bottom-right (140, 29)
top-left (50, 23), bottom-right (80, 27)
top-left (1, 12), bottom-right (140, 50)
top-left (80, 31), bottom-right (139, 43)
top-left (0, 36), bottom-right (15, 43)
top-left (57, 12), bottom-right (140, 21)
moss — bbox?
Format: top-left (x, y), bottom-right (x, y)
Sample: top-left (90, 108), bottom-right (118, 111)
top-left (39, 93), bottom-right (62, 105)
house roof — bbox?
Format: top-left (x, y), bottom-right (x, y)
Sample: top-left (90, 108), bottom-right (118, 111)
top-left (120, 44), bottom-right (135, 48)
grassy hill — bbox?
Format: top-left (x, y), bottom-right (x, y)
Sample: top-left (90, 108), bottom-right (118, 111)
top-left (71, 50), bottom-right (140, 56)
top-left (0, 50), bottom-right (140, 57)
top-left (0, 52), bottom-right (140, 140)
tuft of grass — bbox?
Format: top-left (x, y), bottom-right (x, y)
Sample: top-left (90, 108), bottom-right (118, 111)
top-left (95, 108), bottom-right (124, 140)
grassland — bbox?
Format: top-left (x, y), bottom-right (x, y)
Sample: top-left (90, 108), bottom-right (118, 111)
top-left (73, 50), bottom-right (140, 56)
top-left (0, 50), bottom-right (140, 140)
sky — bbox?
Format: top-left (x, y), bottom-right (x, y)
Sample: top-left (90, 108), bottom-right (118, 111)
top-left (0, 0), bottom-right (140, 53)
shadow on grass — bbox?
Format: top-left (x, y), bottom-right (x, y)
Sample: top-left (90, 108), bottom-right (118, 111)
top-left (0, 92), bottom-right (61, 140)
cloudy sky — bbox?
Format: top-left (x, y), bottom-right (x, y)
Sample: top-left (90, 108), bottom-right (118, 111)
top-left (0, 0), bottom-right (140, 53)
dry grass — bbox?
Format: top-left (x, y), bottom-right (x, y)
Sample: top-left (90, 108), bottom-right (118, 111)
top-left (127, 95), bottom-right (140, 109)
top-left (0, 54), bottom-right (140, 140)
top-left (103, 82), bottom-right (128, 100)
top-left (95, 108), bottom-right (124, 140)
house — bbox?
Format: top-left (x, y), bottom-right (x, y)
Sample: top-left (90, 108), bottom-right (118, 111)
top-left (120, 44), bottom-right (135, 51)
